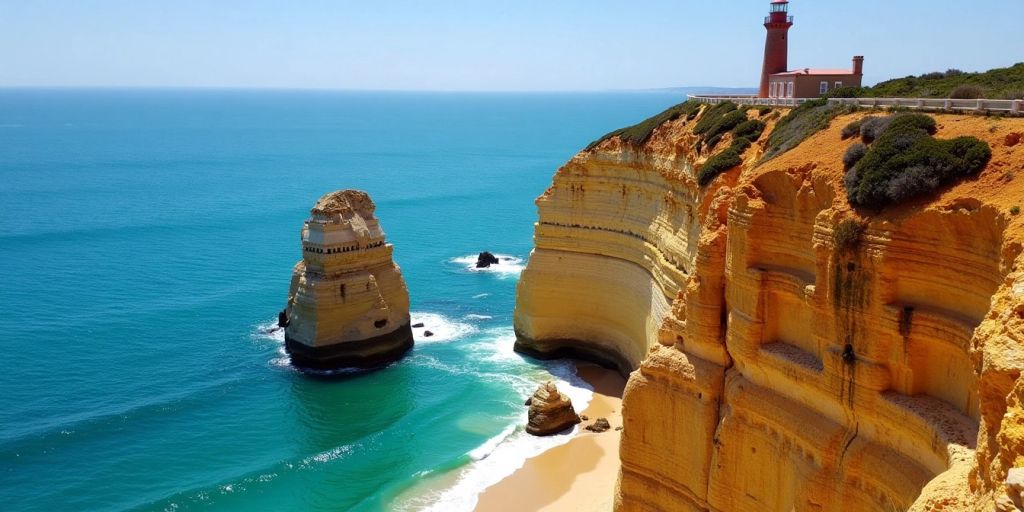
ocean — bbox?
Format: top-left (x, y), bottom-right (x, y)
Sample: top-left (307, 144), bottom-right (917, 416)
top-left (0, 89), bottom-right (681, 511)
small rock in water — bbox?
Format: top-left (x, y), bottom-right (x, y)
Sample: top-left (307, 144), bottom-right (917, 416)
top-left (526, 381), bottom-right (581, 436)
top-left (412, 323), bottom-right (425, 328)
top-left (585, 418), bottom-right (611, 433)
top-left (615, 426), bottom-right (623, 431)
top-left (524, 397), bottom-right (533, 406)
top-left (580, 415), bottom-right (589, 421)
top-left (423, 330), bottom-right (434, 337)
top-left (475, 251), bottom-right (500, 268)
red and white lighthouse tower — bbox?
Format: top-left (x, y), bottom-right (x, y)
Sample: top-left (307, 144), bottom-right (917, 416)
top-left (759, 0), bottom-right (794, 98)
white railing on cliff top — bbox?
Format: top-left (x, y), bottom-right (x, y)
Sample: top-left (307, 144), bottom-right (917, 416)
top-left (687, 94), bottom-right (1024, 114)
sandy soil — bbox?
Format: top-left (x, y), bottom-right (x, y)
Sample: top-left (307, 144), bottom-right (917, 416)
top-left (474, 362), bottom-right (626, 512)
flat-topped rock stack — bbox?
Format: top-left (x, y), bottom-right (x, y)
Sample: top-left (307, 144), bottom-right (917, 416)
top-left (283, 190), bottom-right (413, 370)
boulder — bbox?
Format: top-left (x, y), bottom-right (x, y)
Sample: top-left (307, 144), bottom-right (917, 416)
top-left (277, 310), bottom-right (290, 328)
top-left (476, 251), bottom-right (501, 268)
top-left (412, 323), bottom-right (425, 328)
top-left (585, 418), bottom-right (611, 433)
top-left (423, 330), bottom-right (434, 337)
top-left (526, 381), bottom-right (580, 436)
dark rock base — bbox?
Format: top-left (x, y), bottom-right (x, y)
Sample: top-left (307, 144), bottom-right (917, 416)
top-left (285, 323), bottom-right (414, 371)
top-left (513, 331), bottom-right (635, 379)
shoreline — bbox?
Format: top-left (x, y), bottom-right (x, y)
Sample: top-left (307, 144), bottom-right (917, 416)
top-left (475, 362), bottom-right (626, 511)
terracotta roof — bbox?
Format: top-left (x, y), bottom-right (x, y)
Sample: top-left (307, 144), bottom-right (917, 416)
top-left (771, 68), bottom-right (857, 76)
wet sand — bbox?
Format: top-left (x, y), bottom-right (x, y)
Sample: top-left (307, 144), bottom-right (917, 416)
top-left (475, 362), bottom-right (626, 511)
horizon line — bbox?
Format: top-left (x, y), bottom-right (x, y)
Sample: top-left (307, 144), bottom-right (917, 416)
top-left (0, 84), bottom-right (759, 94)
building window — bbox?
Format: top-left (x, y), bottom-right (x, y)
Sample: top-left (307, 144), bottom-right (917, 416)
top-left (820, 81), bottom-right (829, 95)
top-left (787, 82), bottom-right (794, 98)
top-left (835, 81), bottom-right (843, 89)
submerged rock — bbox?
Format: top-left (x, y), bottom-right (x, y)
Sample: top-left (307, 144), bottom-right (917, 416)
top-left (283, 190), bottom-right (414, 370)
top-left (476, 251), bottom-right (500, 268)
top-left (423, 330), bottom-right (434, 338)
top-left (526, 381), bottom-right (580, 436)
top-left (412, 322), bottom-right (425, 328)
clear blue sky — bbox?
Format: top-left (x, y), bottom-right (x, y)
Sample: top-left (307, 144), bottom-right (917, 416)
top-left (0, 0), bottom-right (1018, 91)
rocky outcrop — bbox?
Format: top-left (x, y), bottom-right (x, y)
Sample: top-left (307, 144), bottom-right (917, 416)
top-left (284, 190), bottom-right (413, 370)
top-left (514, 106), bottom-right (1024, 510)
top-left (526, 381), bottom-right (581, 436)
top-left (476, 251), bottom-right (500, 268)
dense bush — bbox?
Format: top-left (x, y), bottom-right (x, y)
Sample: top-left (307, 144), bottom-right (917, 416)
top-left (844, 143), bottom-right (868, 170)
top-left (758, 107), bottom-right (772, 116)
top-left (763, 99), bottom-right (856, 160)
top-left (859, 116), bottom-right (891, 143)
top-left (705, 133), bottom-right (724, 150)
top-left (865, 63), bottom-right (1024, 99)
top-left (844, 114), bottom-right (992, 208)
top-left (858, 113), bottom-right (936, 144)
top-left (950, 85), bottom-right (984, 99)
top-left (841, 120), bottom-right (863, 139)
top-left (1002, 89), bottom-right (1024, 100)
top-left (695, 106), bottom-right (748, 145)
top-left (732, 119), bottom-right (766, 142)
top-left (586, 100), bottom-right (703, 150)
top-left (731, 137), bottom-right (753, 154)
top-left (698, 147), bottom-right (743, 186)
top-left (826, 86), bottom-right (868, 98)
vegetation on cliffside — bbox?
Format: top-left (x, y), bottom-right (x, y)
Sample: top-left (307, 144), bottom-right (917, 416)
top-left (844, 113), bottom-right (992, 208)
top-left (763, 99), bottom-right (856, 160)
top-left (828, 62), bottom-right (1024, 100)
top-left (586, 100), bottom-right (702, 151)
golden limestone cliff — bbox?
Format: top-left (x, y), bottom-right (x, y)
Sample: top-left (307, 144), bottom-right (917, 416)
top-left (513, 105), bottom-right (1024, 510)
top-left (284, 190), bottom-right (413, 370)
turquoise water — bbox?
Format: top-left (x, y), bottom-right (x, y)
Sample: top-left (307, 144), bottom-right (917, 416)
top-left (0, 89), bottom-right (680, 511)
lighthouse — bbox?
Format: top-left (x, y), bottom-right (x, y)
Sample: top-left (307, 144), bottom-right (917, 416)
top-left (759, 0), bottom-right (794, 98)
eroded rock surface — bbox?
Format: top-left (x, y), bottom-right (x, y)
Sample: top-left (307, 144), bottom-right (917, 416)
top-left (284, 190), bottom-right (413, 370)
top-left (514, 106), bottom-right (1024, 510)
top-left (526, 381), bottom-right (581, 436)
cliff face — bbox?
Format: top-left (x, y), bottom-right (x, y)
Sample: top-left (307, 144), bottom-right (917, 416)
top-left (514, 108), bottom-right (1024, 510)
top-left (285, 190), bottom-right (413, 369)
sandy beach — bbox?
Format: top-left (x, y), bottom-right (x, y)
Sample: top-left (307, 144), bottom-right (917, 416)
top-left (475, 362), bottom-right (626, 512)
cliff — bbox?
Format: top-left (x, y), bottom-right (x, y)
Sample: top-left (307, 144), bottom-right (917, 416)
top-left (284, 190), bottom-right (413, 370)
top-left (513, 104), bottom-right (1024, 510)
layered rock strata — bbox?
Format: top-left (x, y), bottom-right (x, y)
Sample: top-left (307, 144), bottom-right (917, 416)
top-left (526, 381), bottom-right (582, 436)
top-left (284, 190), bottom-right (413, 370)
top-left (514, 107), bottom-right (1024, 510)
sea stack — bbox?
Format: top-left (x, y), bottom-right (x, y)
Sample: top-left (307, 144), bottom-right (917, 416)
top-left (283, 190), bottom-right (413, 370)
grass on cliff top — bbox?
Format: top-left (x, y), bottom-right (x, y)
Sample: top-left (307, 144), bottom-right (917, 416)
top-left (844, 113), bottom-right (992, 208)
top-left (585, 100), bottom-right (702, 151)
top-left (762, 99), bottom-right (857, 160)
top-left (827, 62), bottom-right (1024, 100)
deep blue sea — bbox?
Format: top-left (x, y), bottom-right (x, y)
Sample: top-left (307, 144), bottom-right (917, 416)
top-left (0, 89), bottom-right (681, 511)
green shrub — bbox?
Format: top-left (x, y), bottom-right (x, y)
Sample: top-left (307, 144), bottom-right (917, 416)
top-left (865, 63), bottom-right (1024, 99)
top-left (844, 143), bottom-right (868, 170)
top-left (705, 133), bottom-right (724, 150)
top-left (586, 100), bottom-right (703, 150)
top-left (841, 120), bottom-right (863, 139)
top-left (845, 114), bottom-right (992, 208)
top-left (693, 102), bottom-right (738, 134)
top-left (950, 85), bottom-right (985, 99)
top-left (698, 148), bottom-right (743, 186)
top-left (859, 116), bottom-right (892, 143)
top-left (833, 219), bottom-right (866, 252)
top-left (1002, 89), bottom-right (1024, 100)
top-left (826, 86), bottom-right (867, 98)
top-left (763, 99), bottom-right (855, 160)
top-left (732, 119), bottom-right (766, 142)
top-left (731, 137), bottom-right (753, 154)
top-left (1012, 206), bottom-right (1021, 216)
top-left (758, 107), bottom-right (772, 116)
top-left (695, 107), bottom-right (748, 146)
